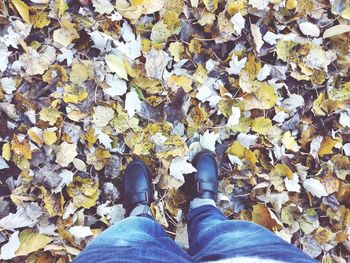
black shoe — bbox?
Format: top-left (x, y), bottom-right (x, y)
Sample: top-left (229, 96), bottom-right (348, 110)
top-left (123, 159), bottom-right (153, 215)
top-left (191, 150), bottom-right (218, 201)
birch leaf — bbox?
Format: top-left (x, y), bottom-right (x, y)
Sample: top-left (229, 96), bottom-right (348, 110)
top-left (105, 54), bottom-right (128, 80)
top-left (11, 0), bottom-right (30, 23)
top-left (303, 178), bottom-right (328, 198)
top-left (16, 229), bottom-right (52, 256)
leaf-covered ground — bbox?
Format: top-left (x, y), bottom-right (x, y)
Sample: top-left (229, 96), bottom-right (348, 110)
top-left (0, 0), bottom-right (350, 261)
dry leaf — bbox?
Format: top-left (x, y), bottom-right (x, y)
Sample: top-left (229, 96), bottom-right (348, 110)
top-left (56, 142), bottom-right (77, 167)
top-left (11, 0), bottom-right (30, 23)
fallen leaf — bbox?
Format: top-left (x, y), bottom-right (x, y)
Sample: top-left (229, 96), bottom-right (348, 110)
top-left (252, 204), bottom-right (283, 231)
top-left (318, 137), bottom-right (338, 157)
top-left (67, 176), bottom-right (100, 208)
top-left (92, 105), bottom-right (115, 127)
top-left (145, 49), bottom-right (171, 80)
top-left (250, 24), bottom-right (263, 53)
top-left (200, 130), bottom-right (219, 152)
top-left (282, 131), bottom-right (301, 152)
top-left (169, 157), bottom-right (196, 187)
top-left (0, 231), bottom-right (20, 260)
top-left (105, 54), bottom-right (128, 80)
top-left (53, 20), bottom-right (79, 47)
top-left (92, 0), bottom-right (114, 14)
top-left (323, 24), bottom-right (350, 38)
top-left (303, 178), bottom-right (328, 198)
top-left (56, 142), bottom-right (77, 167)
top-left (299, 22), bottom-right (320, 37)
top-left (69, 62), bottom-right (93, 85)
top-left (203, 0), bottom-right (218, 12)
top-left (11, 0), bottom-right (30, 23)
top-left (125, 88), bottom-right (142, 118)
top-left (251, 117), bottom-right (273, 135)
top-left (43, 129), bottom-right (57, 145)
top-left (16, 229), bottom-right (52, 256)
top-left (69, 226), bottom-right (93, 240)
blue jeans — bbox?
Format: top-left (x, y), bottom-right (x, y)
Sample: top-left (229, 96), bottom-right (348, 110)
top-left (74, 205), bottom-right (317, 262)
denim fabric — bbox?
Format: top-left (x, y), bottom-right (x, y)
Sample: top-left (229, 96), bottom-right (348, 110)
top-left (74, 205), bottom-right (317, 263)
top-left (186, 205), bottom-right (317, 263)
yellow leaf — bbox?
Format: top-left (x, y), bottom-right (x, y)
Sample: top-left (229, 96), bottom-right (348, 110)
top-left (28, 128), bottom-right (43, 146)
top-left (314, 227), bottom-right (332, 244)
top-left (341, 5), bottom-right (350, 20)
top-left (244, 83), bottom-right (277, 110)
top-left (321, 172), bottom-right (340, 195)
top-left (276, 40), bottom-right (297, 62)
top-left (53, 20), bottom-right (79, 47)
top-left (168, 42), bottom-right (184, 62)
top-left (226, 141), bottom-right (246, 158)
top-left (130, 0), bottom-right (145, 5)
top-left (281, 131), bottom-right (300, 152)
top-left (67, 107), bottom-right (88, 122)
top-left (252, 204), bottom-right (282, 231)
top-left (275, 163), bottom-right (294, 179)
top-left (229, 116), bottom-right (251, 133)
top-left (15, 156), bottom-right (30, 171)
top-left (312, 93), bottom-right (326, 116)
top-left (112, 106), bottom-right (139, 134)
top-left (42, 64), bottom-right (69, 84)
top-left (57, 0), bottom-right (68, 17)
top-left (39, 107), bottom-right (61, 125)
top-left (188, 39), bottom-right (202, 54)
top-left (319, 137), bottom-right (338, 157)
top-left (16, 229), bottom-right (53, 256)
top-left (328, 82), bottom-right (350, 101)
top-left (56, 142), bottom-right (77, 167)
top-left (11, 135), bottom-right (32, 160)
top-left (82, 127), bottom-right (98, 148)
top-left (30, 7), bottom-right (51, 29)
top-left (245, 149), bottom-right (258, 165)
top-left (251, 117), bottom-right (273, 135)
top-left (86, 147), bottom-right (111, 171)
top-left (43, 129), bottom-right (57, 145)
top-left (67, 176), bottom-right (100, 208)
top-left (69, 62), bottom-right (93, 85)
top-left (105, 54), bottom-right (128, 80)
top-left (151, 21), bottom-right (171, 42)
top-left (244, 53), bottom-right (261, 77)
top-left (226, 0), bottom-right (247, 16)
top-left (203, 0), bottom-right (218, 12)
top-left (163, 11), bottom-right (181, 32)
top-left (2, 143), bottom-right (11, 161)
top-left (166, 75), bottom-right (192, 92)
top-left (12, 0), bottom-right (30, 23)
top-left (156, 135), bottom-right (188, 159)
top-left (38, 186), bottom-right (64, 216)
top-left (286, 0), bottom-right (297, 9)
top-left (296, 0), bottom-right (314, 14)
top-left (63, 85), bottom-right (88, 103)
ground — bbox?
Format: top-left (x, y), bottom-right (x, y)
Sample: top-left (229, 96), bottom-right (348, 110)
top-left (0, 0), bottom-right (350, 262)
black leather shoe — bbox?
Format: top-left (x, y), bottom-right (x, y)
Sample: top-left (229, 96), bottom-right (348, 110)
top-left (191, 150), bottom-right (218, 201)
top-left (123, 159), bottom-right (153, 215)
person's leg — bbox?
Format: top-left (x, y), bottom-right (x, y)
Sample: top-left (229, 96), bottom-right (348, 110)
top-left (75, 159), bottom-right (192, 263)
top-left (74, 212), bottom-right (192, 263)
top-left (187, 201), bottom-right (317, 263)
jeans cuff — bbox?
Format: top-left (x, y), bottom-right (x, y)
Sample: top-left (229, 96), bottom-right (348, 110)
top-left (130, 205), bottom-right (152, 217)
top-left (190, 198), bottom-right (217, 210)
